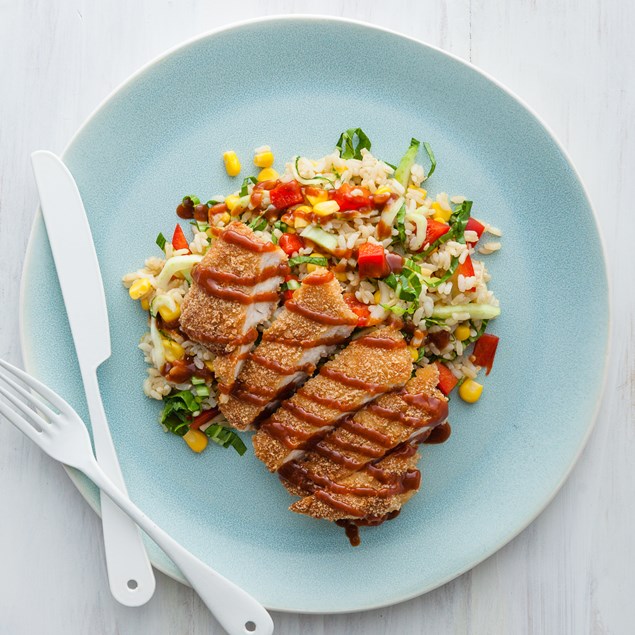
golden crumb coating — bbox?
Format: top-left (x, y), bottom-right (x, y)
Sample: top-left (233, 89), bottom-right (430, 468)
top-left (281, 365), bottom-right (447, 495)
top-left (252, 327), bottom-right (412, 471)
top-left (219, 268), bottom-right (357, 430)
top-left (180, 221), bottom-right (287, 354)
top-left (289, 445), bottom-right (421, 521)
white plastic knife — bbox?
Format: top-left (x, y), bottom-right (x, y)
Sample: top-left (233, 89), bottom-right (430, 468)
top-left (31, 151), bottom-right (156, 606)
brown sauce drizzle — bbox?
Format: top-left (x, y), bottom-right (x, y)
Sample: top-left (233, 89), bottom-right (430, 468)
top-left (340, 417), bottom-right (394, 447)
top-left (285, 300), bottom-right (358, 326)
top-left (356, 335), bottom-right (406, 349)
top-left (319, 366), bottom-right (388, 394)
top-left (194, 328), bottom-right (258, 348)
top-left (192, 272), bottom-right (280, 305)
top-left (249, 354), bottom-right (315, 376)
top-left (261, 419), bottom-right (318, 447)
top-left (402, 392), bottom-right (449, 426)
top-left (194, 262), bottom-right (289, 287)
top-left (161, 357), bottom-right (213, 384)
top-left (366, 402), bottom-right (425, 429)
top-left (318, 435), bottom-right (385, 460)
top-left (336, 510), bottom-right (401, 546)
top-left (376, 219), bottom-right (392, 240)
top-left (261, 333), bottom-right (348, 348)
top-left (222, 227), bottom-right (278, 252)
top-left (280, 401), bottom-right (333, 428)
top-left (299, 391), bottom-right (358, 412)
top-left (303, 270), bottom-right (334, 285)
top-left (312, 444), bottom-right (366, 471)
top-left (424, 421), bottom-right (452, 444)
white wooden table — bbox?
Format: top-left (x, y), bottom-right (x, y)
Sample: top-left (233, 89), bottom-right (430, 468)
top-left (1, 2), bottom-right (633, 633)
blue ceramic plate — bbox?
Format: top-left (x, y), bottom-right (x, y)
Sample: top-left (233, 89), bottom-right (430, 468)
top-left (20, 17), bottom-right (608, 613)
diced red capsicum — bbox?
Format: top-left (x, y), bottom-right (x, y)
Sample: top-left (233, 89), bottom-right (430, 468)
top-left (270, 180), bottom-right (304, 209)
top-left (343, 293), bottom-right (371, 327)
top-left (423, 218), bottom-right (450, 248)
top-left (278, 233), bottom-right (305, 257)
top-left (435, 361), bottom-right (459, 395)
top-left (189, 408), bottom-right (219, 430)
top-left (473, 333), bottom-right (499, 375)
top-left (465, 217), bottom-right (485, 247)
top-left (456, 254), bottom-right (476, 291)
top-left (332, 183), bottom-right (373, 211)
top-left (171, 224), bottom-right (190, 252)
top-left (357, 242), bottom-right (389, 279)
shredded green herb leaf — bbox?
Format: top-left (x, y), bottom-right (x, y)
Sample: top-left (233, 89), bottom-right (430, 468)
top-left (184, 195), bottom-right (200, 205)
top-left (416, 200), bottom-right (473, 260)
top-left (395, 203), bottom-right (407, 244)
top-left (206, 198), bottom-right (222, 206)
top-left (335, 128), bottom-right (372, 160)
top-left (204, 424), bottom-right (247, 455)
top-left (247, 215), bottom-right (267, 231)
top-left (190, 220), bottom-right (209, 232)
top-left (160, 390), bottom-right (200, 437)
top-left (155, 232), bottom-right (167, 251)
top-left (288, 255), bottom-right (329, 268)
top-left (423, 142), bottom-right (436, 178)
top-left (239, 176), bottom-right (257, 197)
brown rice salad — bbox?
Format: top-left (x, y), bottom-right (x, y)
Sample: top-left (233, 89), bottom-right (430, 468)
top-left (122, 129), bottom-right (501, 453)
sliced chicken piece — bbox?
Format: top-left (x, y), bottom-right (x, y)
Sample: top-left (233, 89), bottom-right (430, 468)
top-left (179, 221), bottom-right (288, 388)
top-left (252, 327), bottom-right (412, 472)
top-left (279, 364), bottom-right (448, 496)
top-left (219, 268), bottom-right (358, 429)
top-left (289, 443), bottom-right (421, 526)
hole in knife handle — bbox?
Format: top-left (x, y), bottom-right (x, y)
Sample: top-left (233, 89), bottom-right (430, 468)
top-left (127, 579), bottom-right (138, 590)
top-left (244, 621), bottom-right (256, 632)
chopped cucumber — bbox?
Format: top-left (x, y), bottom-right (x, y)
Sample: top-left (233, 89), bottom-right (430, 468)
top-left (155, 255), bottom-right (203, 290)
top-left (378, 195), bottom-right (405, 235)
top-left (394, 138), bottom-right (421, 188)
top-left (431, 303), bottom-right (501, 320)
top-left (193, 384), bottom-right (210, 397)
top-left (300, 225), bottom-right (338, 253)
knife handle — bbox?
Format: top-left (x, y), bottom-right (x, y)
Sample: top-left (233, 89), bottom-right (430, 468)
top-left (82, 367), bottom-right (156, 606)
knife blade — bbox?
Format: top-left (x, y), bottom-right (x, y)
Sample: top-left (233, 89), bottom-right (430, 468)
top-left (31, 150), bottom-right (156, 606)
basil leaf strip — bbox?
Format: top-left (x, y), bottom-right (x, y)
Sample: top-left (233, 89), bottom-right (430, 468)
top-left (335, 128), bottom-right (372, 160)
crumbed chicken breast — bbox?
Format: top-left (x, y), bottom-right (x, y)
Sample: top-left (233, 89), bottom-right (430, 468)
top-left (219, 268), bottom-right (358, 429)
top-left (252, 327), bottom-right (412, 472)
top-left (179, 222), bottom-right (288, 389)
top-left (289, 443), bottom-right (421, 522)
top-left (279, 364), bottom-right (447, 495)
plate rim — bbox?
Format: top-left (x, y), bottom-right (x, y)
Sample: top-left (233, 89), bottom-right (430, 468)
top-left (19, 14), bottom-right (612, 614)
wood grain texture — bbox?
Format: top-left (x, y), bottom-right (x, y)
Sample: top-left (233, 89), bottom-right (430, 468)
top-left (0, 1), bottom-right (633, 633)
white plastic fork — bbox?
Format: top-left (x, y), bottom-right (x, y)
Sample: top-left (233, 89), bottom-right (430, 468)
top-left (0, 359), bottom-right (273, 635)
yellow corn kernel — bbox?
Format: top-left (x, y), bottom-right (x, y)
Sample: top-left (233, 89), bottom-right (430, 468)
top-left (375, 185), bottom-right (392, 197)
top-left (225, 194), bottom-right (241, 213)
top-left (455, 324), bottom-right (471, 341)
top-left (257, 167), bottom-right (279, 182)
top-left (294, 216), bottom-right (309, 229)
top-left (183, 429), bottom-right (208, 453)
top-left (433, 214), bottom-right (448, 224)
top-left (313, 200), bottom-right (340, 216)
top-left (223, 151), bottom-right (241, 177)
top-left (431, 201), bottom-right (452, 222)
top-left (129, 278), bottom-right (152, 300)
top-left (204, 360), bottom-right (215, 373)
top-left (161, 339), bottom-right (185, 363)
top-left (306, 263), bottom-right (319, 273)
top-left (218, 212), bottom-right (231, 224)
top-left (459, 378), bottom-right (483, 403)
top-left (306, 190), bottom-right (328, 206)
top-left (408, 345), bottom-right (419, 362)
top-left (140, 297), bottom-right (151, 311)
top-left (334, 271), bottom-right (348, 282)
top-left (373, 290), bottom-right (382, 304)
top-left (254, 151), bottom-right (274, 168)
top-left (158, 302), bottom-right (181, 323)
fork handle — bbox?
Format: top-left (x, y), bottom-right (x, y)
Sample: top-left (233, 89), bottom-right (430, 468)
top-left (81, 457), bottom-right (274, 635)
top-left (82, 368), bottom-right (156, 606)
